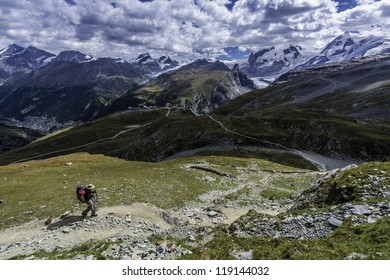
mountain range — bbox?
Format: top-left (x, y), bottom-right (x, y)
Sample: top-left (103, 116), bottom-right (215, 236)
top-left (0, 32), bottom-right (389, 154)
top-left (0, 44), bottom-right (55, 82)
top-left (0, 54), bottom-right (389, 166)
top-left (241, 32), bottom-right (390, 81)
top-left (130, 53), bottom-right (179, 73)
top-left (106, 59), bottom-right (256, 115)
top-left (242, 45), bottom-right (304, 80)
top-left (299, 32), bottom-right (390, 68)
top-left (0, 32), bottom-right (389, 262)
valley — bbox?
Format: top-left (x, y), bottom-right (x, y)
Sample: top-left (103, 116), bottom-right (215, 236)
top-left (0, 32), bottom-right (389, 260)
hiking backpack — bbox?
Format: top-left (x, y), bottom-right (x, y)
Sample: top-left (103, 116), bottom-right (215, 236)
top-left (76, 184), bottom-right (86, 202)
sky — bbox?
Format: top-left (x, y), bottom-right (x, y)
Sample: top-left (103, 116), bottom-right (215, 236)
top-left (0, 0), bottom-right (388, 59)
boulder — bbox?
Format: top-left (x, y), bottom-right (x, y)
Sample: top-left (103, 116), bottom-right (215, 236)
top-left (207, 211), bottom-right (219, 217)
top-left (328, 217), bottom-right (343, 227)
top-left (351, 205), bottom-right (371, 215)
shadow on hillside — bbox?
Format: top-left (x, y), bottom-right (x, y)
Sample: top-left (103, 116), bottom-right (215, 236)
top-left (47, 216), bottom-right (86, 230)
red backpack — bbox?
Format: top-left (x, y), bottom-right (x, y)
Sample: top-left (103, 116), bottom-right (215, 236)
top-left (76, 184), bottom-right (86, 202)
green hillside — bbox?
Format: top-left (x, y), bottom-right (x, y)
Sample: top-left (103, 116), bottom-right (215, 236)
top-left (0, 153), bottom-right (310, 230)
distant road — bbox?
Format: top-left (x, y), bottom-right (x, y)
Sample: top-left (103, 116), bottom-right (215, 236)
top-left (11, 122), bottom-right (152, 164)
top-left (207, 115), bottom-right (356, 170)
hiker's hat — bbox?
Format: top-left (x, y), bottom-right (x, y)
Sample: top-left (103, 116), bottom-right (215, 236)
top-left (86, 184), bottom-right (95, 190)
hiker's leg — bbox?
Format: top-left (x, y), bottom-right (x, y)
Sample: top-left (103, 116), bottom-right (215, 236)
top-left (90, 197), bottom-right (97, 216)
top-left (83, 201), bottom-right (92, 216)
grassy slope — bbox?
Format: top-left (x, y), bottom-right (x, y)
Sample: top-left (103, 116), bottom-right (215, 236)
top-left (181, 161), bottom-right (390, 260)
top-left (12, 216), bottom-right (390, 260)
top-left (0, 109), bottom-right (319, 169)
top-left (107, 68), bottom-right (227, 112)
top-left (182, 217), bottom-right (390, 260)
top-left (293, 161), bottom-right (390, 209)
top-left (0, 109), bottom-right (167, 165)
top-left (0, 153), bottom-right (306, 230)
top-left (211, 57), bottom-right (390, 161)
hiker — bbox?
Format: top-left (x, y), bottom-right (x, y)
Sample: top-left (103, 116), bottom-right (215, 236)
top-left (77, 183), bottom-right (98, 217)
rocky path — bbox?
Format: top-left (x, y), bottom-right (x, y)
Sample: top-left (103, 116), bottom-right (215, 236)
top-left (0, 200), bottom-right (264, 260)
top-left (0, 203), bottom-right (171, 259)
top-left (0, 163), bottom-right (311, 260)
top-left (2, 163), bottom-right (387, 260)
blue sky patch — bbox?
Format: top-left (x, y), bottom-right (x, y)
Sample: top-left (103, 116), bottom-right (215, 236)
top-left (334, 0), bottom-right (358, 12)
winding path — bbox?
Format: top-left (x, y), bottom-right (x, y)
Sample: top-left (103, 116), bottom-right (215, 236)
top-left (207, 115), bottom-right (355, 170)
top-left (11, 122), bottom-right (153, 164)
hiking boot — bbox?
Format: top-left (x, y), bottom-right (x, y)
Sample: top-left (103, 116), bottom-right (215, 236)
top-left (82, 212), bottom-right (87, 217)
top-left (91, 213), bottom-right (98, 217)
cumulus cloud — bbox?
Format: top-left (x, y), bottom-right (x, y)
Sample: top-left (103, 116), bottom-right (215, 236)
top-left (0, 0), bottom-right (388, 59)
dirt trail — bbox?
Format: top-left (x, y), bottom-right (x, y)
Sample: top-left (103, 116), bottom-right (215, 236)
top-left (0, 203), bottom-right (172, 259)
top-left (0, 203), bottom-right (171, 243)
top-left (0, 161), bottom-right (317, 259)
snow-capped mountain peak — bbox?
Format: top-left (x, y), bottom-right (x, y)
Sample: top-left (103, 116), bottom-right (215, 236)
top-left (157, 55), bottom-right (179, 70)
top-left (0, 44), bottom-right (25, 57)
top-left (130, 53), bottom-right (179, 72)
top-left (134, 53), bottom-right (154, 64)
top-left (321, 31), bottom-right (356, 56)
top-left (53, 50), bottom-right (92, 63)
top-left (244, 45), bottom-right (304, 78)
top-left (300, 32), bottom-right (390, 67)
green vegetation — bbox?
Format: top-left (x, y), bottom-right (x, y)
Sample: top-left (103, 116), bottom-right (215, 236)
top-left (197, 147), bottom-right (318, 170)
top-left (0, 153), bottom-right (306, 230)
top-left (0, 109), bottom-right (321, 170)
top-left (261, 188), bottom-right (292, 200)
top-left (212, 107), bottom-right (390, 162)
top-left (10, 240), bottom-right (114, 260)
top-left (0, 109), bottom-right (168, 165)
top-left (181, 217), bottom-right (390, 260)
top-left (294, 161), bottom-right (390, 210)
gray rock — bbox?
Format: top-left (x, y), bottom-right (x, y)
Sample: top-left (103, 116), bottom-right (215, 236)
top-left (132, 254), bottom-right (142, 260)
top-left (346, 252), bottom-right (367, 260)
top-left (86, 255), bottom-right (94, 260)
top-left (62, 227), bottom-right (71, 233)
top-left (161, 211), bottom-right (176, 225)
top-left (43, 246), bottom-right (57, 253)
top-left (133, 249), bottom-right (144, 256)
top-left (157, 242), bottom-right (167, 254)
top-left (0, 199), bottom-right (5, 204)
top-left (351, 205), bottom-right (371, 215)
top-left (327, 217), bottom-right (343, 227)
top-left (0, 244), bottom-right (12, 253)
top-left (203, 176), bottom-right (216, 182)
top-left (65, 162), bottom-right (73, 166)
top-left (120, 255), bottom-right (132, 260)
top-left (207, 211), bottom-right (218, 217)
top-left (235, 250), bottom-right (253, 260)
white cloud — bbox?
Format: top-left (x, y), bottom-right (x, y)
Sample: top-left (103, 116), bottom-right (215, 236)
top-left (0, 0), bottom-right (388, 59)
